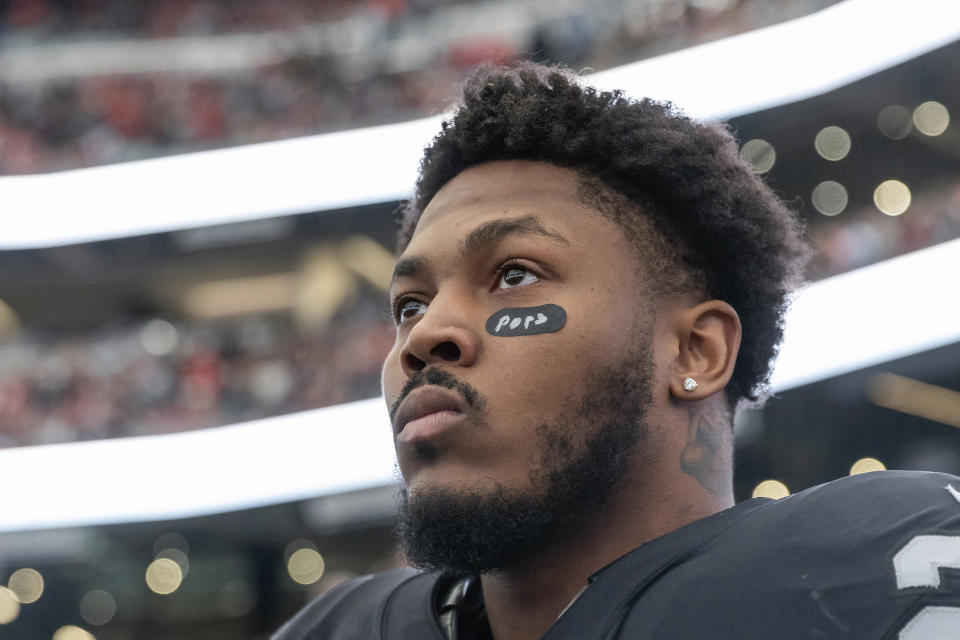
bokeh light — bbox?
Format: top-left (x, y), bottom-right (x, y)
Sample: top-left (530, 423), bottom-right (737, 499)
top-left (0, 586), bottom-right (20, 624)
top-left (79, 589), bottom-right (117, 626)
top-left (849, 457), bottom-right (887, 475)
top-left (8, 568), bottom-right (44, 604)
top-left (874, 180), bottom-right (912, 216)
top-left (752, 479), bottom-right (790, 499)
top-left (811, 180), bottom-right (848, 216)
top-left (52, 625), bottom-right (96, 640)
top-left (739, 139), bottom-right (776, 173)
top-left (877, 105), bottom-right (913, 139)
top-left (156, 548), bottom-right (190, 578)
top-left (287, 548), bottom-right (325, 585)
top-left (146, 558), bottom-right (184, 595)
top-left (814, 126), bottom-right (851, 161)
top-left (139, 319), bottom-right (179, 357)
top-left (912, 101), bottom-right (950, 136)
top-left (152, 532), bottom-right (189, 557)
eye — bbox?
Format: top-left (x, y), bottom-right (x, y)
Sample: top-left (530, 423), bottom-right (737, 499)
top-left (497, 264), bottom-right (539, 289)
top-left (394, 298), bottom-right (427, 323)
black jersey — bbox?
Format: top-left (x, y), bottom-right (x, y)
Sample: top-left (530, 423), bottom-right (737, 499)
top-left (273, 470), bottom-right (960, 639)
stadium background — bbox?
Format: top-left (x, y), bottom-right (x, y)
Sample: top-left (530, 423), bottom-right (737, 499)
top-left (0, 0), bottom-right (959, 637)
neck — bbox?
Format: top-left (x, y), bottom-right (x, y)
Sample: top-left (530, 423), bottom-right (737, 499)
top-left (479, 457), bottom-right (733, 640)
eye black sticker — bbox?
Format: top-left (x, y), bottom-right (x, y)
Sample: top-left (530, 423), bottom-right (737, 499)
top-left (485, 304), bottom-right (567, 337)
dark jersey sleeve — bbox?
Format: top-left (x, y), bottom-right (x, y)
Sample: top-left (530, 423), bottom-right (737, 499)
top-left (609, 470), bottom-right (960, 639)
top-left (761, 470), bottom-right (960, 640)
top-left (272, 568), bottom-right (451, 640)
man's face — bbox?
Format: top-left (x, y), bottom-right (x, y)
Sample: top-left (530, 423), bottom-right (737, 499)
top-left (384, 159), bottom-right (663, 493)
top-left (383, 161), bottom-right (662, 570)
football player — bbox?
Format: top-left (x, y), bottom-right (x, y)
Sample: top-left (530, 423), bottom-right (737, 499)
top-left (273, 62), bottom-right (960, 640)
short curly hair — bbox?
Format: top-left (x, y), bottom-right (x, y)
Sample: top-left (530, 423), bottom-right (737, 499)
top-left (397, 62), bottom-right (809, 406)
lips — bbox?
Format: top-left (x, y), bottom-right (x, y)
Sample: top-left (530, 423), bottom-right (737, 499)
top-left (393, 385), bottom-right (468, 440)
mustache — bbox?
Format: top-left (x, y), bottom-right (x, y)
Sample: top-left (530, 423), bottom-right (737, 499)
top-left (389, 367), bottom-right (485, 422)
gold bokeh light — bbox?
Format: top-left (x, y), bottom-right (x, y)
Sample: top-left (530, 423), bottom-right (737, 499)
top-left (912, 101), bottom-right (950, 136)
top-left (814, 126), bottom-right (851, 161)
top-left (811, 181), bottom-right (848, 216)
top-left (739, 139), bottom-right (776, 174)
top-left (79, 589), bottom-right (117, 626)
top-left (52, 625), bottom-right (95, 640)
top-left (287, 548), bottom-right (326, 585)
top-left (8, 568), bottom-right (44, 604)
top-left (156, 548), bottom-right (190, 578)
top-left (874, 180), bottom-right (911, 216)
top-left (849, 457), bottom-right (886, 475)
top-left (752, 479), bottom-right (790, 500)
top-left (0, 586), bottom-right (20, 624)
top-left (146, 558), bottom-right (183, 595)
top-left (877, 105), bottom-right (912, 139)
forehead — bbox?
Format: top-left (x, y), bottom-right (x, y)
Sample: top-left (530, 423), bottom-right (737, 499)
top-left (406, 160), bottom-right (620, 255)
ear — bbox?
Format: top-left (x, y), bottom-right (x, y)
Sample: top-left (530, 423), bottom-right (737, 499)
top-left (668, 300), bottom-right (741, 401)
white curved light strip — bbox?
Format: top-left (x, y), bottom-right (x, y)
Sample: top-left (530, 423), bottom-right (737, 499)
top-left (0, 116), bottom-right (439, 250)
top-left (0, 0), bottom-right (958, 249)
top-left (769, 236), bottom-right (960, 390)
top-left (0, 237), bottom-right (958, 532)
top-left (589, 0), bottom-right (960, 119)
top-left (0, 398), bottom-right (397, 532)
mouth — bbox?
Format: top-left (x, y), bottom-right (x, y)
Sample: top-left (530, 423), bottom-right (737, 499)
top-left (393, 385), bottom-right (469, 441)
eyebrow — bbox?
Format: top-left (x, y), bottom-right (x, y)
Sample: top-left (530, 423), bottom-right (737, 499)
top-left (461, 215), bottom-right (569, 256)
top-left (390, 215), bottom-right (569, 286)
top-left (391, 256), bottom-right (428, 282)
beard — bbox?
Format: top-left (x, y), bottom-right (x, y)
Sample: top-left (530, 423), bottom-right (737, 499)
top-left (394, 340), bottom-right (654, 576)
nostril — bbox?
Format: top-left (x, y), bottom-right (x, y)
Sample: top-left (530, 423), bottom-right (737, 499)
top-left (430, 341), bottom-right (461, 362)
top-left (405, 352), bottom-right (426, 372)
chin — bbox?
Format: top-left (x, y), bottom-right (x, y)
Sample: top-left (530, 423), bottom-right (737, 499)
top-left (404, 466), bottom-right (512, 499)
top-left (395, 469), bottom-right (558, 574)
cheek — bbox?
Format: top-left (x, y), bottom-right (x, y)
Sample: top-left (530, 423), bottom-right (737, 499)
top-left (504, 313), bottom-right (631, 401)
top-left (381, 342), bottom-right (405, 398)
top-left (482, 331), bottom-right (594, 410)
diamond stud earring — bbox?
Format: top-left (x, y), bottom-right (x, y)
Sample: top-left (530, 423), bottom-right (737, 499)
top-left (683, 377), bottom-right (698, 392)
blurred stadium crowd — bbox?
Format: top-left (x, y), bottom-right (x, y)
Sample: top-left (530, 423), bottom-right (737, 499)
top-left (0, 297), bottom-right (393, 448)
top-left (809, 181), bottom-right (960, 276)
top-left (0, 0), bottom-right (837, 174)
top-left (1, 0), bottom-right (397, 35)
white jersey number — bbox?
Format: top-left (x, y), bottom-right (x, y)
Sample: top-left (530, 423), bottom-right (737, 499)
top-left (893, 534), bottom-right (960, 640)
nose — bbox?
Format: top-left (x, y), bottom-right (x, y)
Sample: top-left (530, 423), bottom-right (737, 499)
top-left (399, 298), bottom-right (479, 377)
